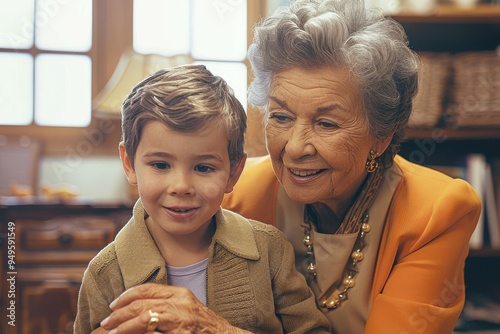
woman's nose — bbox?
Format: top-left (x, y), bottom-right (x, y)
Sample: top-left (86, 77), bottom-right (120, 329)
top-left (285, 124), bottom-right (316, 159)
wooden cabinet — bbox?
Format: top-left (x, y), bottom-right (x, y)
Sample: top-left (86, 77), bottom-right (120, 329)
top-left (393, 4), bottom-right (500, 332)
top-left (0, 199), bottom-right (132, 334)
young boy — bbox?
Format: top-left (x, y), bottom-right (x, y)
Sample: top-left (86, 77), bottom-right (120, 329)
top-left (74, 65), bottom-right (330, 333)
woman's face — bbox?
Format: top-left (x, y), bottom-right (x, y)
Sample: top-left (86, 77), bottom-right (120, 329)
top-left (266, 65), bottom-right (384, 215)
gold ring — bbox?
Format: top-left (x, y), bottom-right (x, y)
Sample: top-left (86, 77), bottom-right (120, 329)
top-left (146, 310), bottom-right (159, 331)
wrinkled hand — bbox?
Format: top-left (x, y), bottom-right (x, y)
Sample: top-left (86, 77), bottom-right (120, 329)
top-left (100, 283), bottom-right (249, 334)
top-left (91, 326), bottom-right (161, 334)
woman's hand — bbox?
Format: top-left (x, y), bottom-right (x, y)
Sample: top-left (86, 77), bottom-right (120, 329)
top-left (99, 283), bottom-right (250, 334)
top-left (91, 327), bottom-right (162, 334)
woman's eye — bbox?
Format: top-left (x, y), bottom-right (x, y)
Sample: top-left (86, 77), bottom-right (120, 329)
top-left (151, 162), bottom-right (169, 170)
top-left (195, 165), bottom-right (214, 173)
top-left (318, 121), bottom-right (337, 129)
top-left (269, 113), bottom-right (291, 123)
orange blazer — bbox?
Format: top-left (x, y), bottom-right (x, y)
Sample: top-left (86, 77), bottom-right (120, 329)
top-left (222, 155), bottom-right (481, 333)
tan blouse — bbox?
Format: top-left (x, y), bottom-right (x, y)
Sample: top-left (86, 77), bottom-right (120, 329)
top-left (275, 163), bottom-right (403, 334)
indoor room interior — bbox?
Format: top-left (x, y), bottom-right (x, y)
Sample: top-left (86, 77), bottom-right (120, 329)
top-left (0, 0), bottom-right (499, 333)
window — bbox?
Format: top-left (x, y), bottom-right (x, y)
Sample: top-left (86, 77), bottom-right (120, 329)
top-left (0, 1), bottom-right (262, 156)
top-left (133, 0), bottom-right (248, 108)
top-left (0, 0), bottom-right (93, 127)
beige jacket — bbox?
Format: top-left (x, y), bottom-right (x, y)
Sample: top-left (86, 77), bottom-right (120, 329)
top-left (74, 200), bottom-right (331, 334)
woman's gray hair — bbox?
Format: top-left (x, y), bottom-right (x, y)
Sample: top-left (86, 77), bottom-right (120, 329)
top-left (248, 0), bottom-right (419, 168)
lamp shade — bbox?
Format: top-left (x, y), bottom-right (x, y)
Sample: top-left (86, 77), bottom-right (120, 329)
top-left (93, 50), bottom-right (193, 118)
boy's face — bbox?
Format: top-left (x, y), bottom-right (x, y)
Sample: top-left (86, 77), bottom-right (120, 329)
top-left (120, 121), bottom-right (245, 242)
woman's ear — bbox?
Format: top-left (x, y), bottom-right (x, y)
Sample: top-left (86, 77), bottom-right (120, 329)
top-left (374, 135), bottom-right (393, 156)
top-left (119, 142), bottom-right (137, 185)
top-left (225, 153), bottom-right (247, 194)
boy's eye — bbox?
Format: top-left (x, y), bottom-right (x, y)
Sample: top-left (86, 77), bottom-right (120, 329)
top-left (151, 162), bottom-right (169, 170)
top-left (195, 165), bottom-right (214, 173)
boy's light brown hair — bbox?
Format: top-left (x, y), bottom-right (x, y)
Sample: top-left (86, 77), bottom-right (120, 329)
top-left (121, 64), bottom-right (247, 169)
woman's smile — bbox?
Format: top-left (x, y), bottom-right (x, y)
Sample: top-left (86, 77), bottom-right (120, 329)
top-left (287, 167), bottom-right (326, 184)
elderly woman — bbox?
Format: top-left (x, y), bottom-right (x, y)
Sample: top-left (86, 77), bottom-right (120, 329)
top-left (98, 0), bottom-right (481, 333)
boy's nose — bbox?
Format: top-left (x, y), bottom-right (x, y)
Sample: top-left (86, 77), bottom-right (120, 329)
top-left (168, 172), bottom-right (194, 196)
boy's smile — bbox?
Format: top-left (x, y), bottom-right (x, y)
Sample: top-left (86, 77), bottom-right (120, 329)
top-left (120, 120), bottom-right (242, 254)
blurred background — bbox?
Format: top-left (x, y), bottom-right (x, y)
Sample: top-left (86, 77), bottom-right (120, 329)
top-left (0, 0), bottom-right (499, 333)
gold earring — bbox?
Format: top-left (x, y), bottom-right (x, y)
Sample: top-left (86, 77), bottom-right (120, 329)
top-left (365, 150), bottom-right (378, 173)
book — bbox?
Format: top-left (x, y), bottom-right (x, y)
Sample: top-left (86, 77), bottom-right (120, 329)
top-left (466, 154), bottom-right (487, 250)
top-left (485, 163), bottom-right (500, 249)
top-left (494, 159), bottom-right (500, 246)
top-left (428, 155), bottom-right (492, 249)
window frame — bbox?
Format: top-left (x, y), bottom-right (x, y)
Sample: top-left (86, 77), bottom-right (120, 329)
top-left (0, 0), bottom-right (266, 156)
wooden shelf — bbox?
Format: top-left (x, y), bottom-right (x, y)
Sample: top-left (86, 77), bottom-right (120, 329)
top-left (393, 4), bottom-right (500, 326)
top-left (392, 4), bottom-right (500, 23)
top-left (406, 127), bottom-right (500, 140)
top-left (468, 247), bottom-right (500, 257)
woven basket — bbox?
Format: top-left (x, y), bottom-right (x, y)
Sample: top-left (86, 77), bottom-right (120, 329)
top-left (445, 51), bottom-right (500, 127)
top-left (409, 52), bottom-right (451, 128)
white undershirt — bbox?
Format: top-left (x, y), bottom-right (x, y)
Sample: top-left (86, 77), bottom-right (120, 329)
top-left (166, 258), bottom-right (208, 306)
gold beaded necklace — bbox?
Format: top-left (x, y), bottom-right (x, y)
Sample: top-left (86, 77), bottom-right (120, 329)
top-left (302, 165), bottom-right (384, 309)
top-left (303, 210), bottom-right (371, 309)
